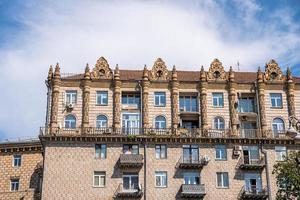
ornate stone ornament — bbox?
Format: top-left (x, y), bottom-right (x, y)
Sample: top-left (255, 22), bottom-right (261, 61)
top-left (207, 59), bottom-right (226, 81)
top-left (150, 58), bottom-right (170, 81)
top-left (264, 59), bottom-right (283, 81)
top-left (92, 57), bottom-right (113, 79)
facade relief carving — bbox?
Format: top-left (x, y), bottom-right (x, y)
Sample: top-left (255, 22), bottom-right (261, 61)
top-left (150, 58), bottom-right (170, 81)
top-left (207, 59), bottom-right (226, 81)
top-left (92, 57), bottom-right (113, 79)
top-left (264, 59), bottom-right (283, 81)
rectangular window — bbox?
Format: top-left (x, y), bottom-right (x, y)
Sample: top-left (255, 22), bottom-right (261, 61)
top-left (155, 145), bottom-right (167, 159)
top-left (65, 90), bottom-right (77, 105)
top-left (216, 172), bottom-right (229, 188)
top-left (96, 91), bottom-right (108, 105)
top-left (121, 94), bottom-right (140, 105)
top-left (154, 92), bottom-right (166, 106)
top-left (179, 96), bottom-right (197, 112)
top-left (270, 93), bottom-right (282, 108)
top-left (212, 93), bottom-right (224, 107)
top-left (215, 145), bottom-right (227, 160)
top-left (238, 97), bottom-right (255, 112)
top-left (155, 171), bottom-right (167, 187)
top-left (275, 146), bottom-right (287, 161)
top-left (95, 144), bottom-right (107, 159)
top-left (10, 179), bottom-right (19, 191)
top-left (94, 172), bottom-right (105, 187)
top-left (183, 172), bottom-right (200, 185)
top-left (123, 144), bottom-right (139, 155)
top-left (13, 155), bottom-right (22, 167)
top-left (183, 145), bottom-right (199, 163)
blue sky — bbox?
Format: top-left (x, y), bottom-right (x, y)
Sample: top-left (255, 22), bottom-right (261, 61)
top-left (0, 0), bottom-right (300, 140)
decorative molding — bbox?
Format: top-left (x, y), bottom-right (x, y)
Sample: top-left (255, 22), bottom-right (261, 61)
top-left (113, 65), bottom-right (121, 129)
top-left (142, 65), bottom-right (150, 129)
top-left (200, 66), bottom-right (208, 129)
top-left (92, 57), bottom-right (113, 79)
top-left (264, 59), bottom-right (283, 81)
top-left (207, 59), bottom-right (226, 81)
top-left (150, 58), bottom-right (170, 81)
top-left (171, 66), bottom-right (179, 129)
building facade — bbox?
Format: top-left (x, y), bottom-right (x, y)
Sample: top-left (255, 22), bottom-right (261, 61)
top-left (40, 57), bottom-right (300, 200)
top-left (0, 139), bottom-right (43, 200)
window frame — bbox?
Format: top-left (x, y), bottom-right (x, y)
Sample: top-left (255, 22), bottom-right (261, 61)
top-left (121, 94), bottom-right (140, 105)
top-left (155, 116), bottom-right (167, 129)
top-left (10, 178), bottom-right (20, 191)
top-left (96, 115), bottom-right (108, 128)
top-left (275, 146), bottom-right (287, 161)
top-left (155, 171), bottom-right (167, 188)
top-left (95, 144), bottom-right (107, 159)
top-left (123, 144), bottom-right (139, 155)
top-left (93, 171), bottom-right (106, 188)
top-left (270, 93), bottom-right (283, 108)
top-left (155, 144), bottom-right (167, 159)
top-left (64, 114), bottom-right (76, 129)
top-left (13, 155), bottom-right (22, 167)
top-left (65, 90), bottom-right (77, 105)
top-left (215, 145), bottom-right (227, 160)
top-left (154, 92), bottom-right (166, 107)
top-left (272, 118), bottom-right (285, 135)
top-left (216, 172), bottom-right (229, 188)
top-left (96, 91), bottom-right (108, 106)
top-left (214, 117), bottom-right (225, 130)
top-left (179, 95), bottom-right (198, 112)
top-left (212, 92), bottom-right (224, 108)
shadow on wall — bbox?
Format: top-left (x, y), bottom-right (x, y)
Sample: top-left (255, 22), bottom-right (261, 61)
top-left (29, 161), bottom-right (43, 199)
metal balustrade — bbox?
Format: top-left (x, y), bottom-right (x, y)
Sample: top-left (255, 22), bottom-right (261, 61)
top-left (236, 155), bottom-right (265, 170)
top-left (114, 183), bottom-right (143, 198)
top-left (181, 184), bottom-right (206, 197)
top-left (238, 185), bottom-right (268, 200)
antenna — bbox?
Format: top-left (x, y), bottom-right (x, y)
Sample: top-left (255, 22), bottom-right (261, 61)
top-left (237, 61), bottom-right (240, 71)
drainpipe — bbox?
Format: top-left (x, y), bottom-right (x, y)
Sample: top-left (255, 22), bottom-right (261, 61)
top-left (260, 145), bottom-right (272, 200)
top-left (144, 143), bottom-right (147, 200)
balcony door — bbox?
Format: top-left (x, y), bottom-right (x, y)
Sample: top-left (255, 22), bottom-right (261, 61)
top-left (241, 122), bottom-right (256, 138)
top-left (244, 173), bottom-right (262, 193)
top-left (243, 146), bottom-right (259, 164)
top-left (183, 172), bottom-right (200, 185)
top-left (123, 173), bottom-right (139, 192)
top-left (183, 145), bottom-right (199, 163)
top-left (122, 113), bottom-right (140, 135)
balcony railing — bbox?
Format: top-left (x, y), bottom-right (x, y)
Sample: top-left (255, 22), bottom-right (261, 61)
top-left (114, 183), bottom-right (143, 198)
top-left (181, 184), bottom-right (206, 198)
top-left (236, 155), bottom-right (265, 170)
top-left (119, 154), bottom-right (143, 168)
top-left (39, 127), bottom-right (292, 140)
top-left (177, 155), bottom-right (209, 169)
top-left (238, 186), bottom-right (268, 200)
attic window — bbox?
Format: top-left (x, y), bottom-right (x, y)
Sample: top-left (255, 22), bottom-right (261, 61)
top-left (157, 70), bottom-right (163, 78)
top-left (270, 72), bottom-right (278, 80)
top-left (99, 69), bottom-right (105, 77)
top-left (214, 71), bottom-right (221, 78)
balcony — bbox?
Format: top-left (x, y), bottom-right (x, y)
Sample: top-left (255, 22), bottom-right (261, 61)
top-left (238, 186), bottom-right (268, 200)
top-left (239, 129), bottom-right (260, 138)
top-left (177, 155), bottom-right (208, 169)
top-left (181, 184), bottom-right (206, 198)
top-left (236, 156), bottom-right (265, 170)
top-left (114, 183), bottom-right (143, 198)
top-left (119, 154), bottom-right (143, 168)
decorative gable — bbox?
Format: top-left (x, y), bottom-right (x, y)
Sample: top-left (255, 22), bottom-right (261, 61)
top-left (264, 59), bottom-right (283, 81)
top-left (92, 57), bottom-right (113, 79)
top-left (207, 59), bottom-right (226, 81)
top-left (150, 58), bottom-right (169, 81)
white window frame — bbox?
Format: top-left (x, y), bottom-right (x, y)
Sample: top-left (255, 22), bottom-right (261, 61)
top-left (216, 172), bottom-right (229, 188)
top-left (272, 118), bottom-right (285, 135)
top-left (10, 179), bottom-right (19, 191)
top-left (65, 90), bottom-right (77, 105)
top-left (275, 146), bottom-right (287, 161)
top-left (155, 144), bottom-right (167, 159)
top-left (96, 115), bottom-right (108, 128)
top-left (214, 117), bottom-right (225, 129)
top-left (93, 171), bottom-right (106, 187)
top-left (179, 95), bottom-right (198, 112)
top-left (64, 115), bottom-right (76, 129)
top-left (155, 116), bottom-right (166, 129)
top-left (96, 91), bottom-right (108, 105)
top-left (183, 172), bottom-right (200, 185)
top-left (121, 94), bottom-right (140, 105)
top-left (95, 144), bottom-right (107, 159)
top-left (155, 171), bottom-right (167, 188)
top-left (270, 93), bottom-right (282, 108)
top-left (13, 155), bottom-right (22, 167)
top-left (154, 92), bottom-right (166, 106)
top-left (212, 93), bottom-right (224, 107)
top-left (215, 145), bottom-right (227, 160)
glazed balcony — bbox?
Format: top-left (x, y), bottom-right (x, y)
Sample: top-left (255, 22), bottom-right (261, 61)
top-left (236, 155), bottom-right (265, 170)
top-left (180, 184), bottom-right (206, 198)
top-left (177, 155), bottom-right (208, 169)
top-left (114, 183), bottom-right (143, 198)
top-left (119, 154), bottom-right (143, 168)
top-left (238, 186), bottom-right (268, 200)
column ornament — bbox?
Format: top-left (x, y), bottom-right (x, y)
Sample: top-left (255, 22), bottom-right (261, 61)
top-left (200, 66), bottom-right (208, 130)
top-left (171, 65), bottom-right (179, 130)
top-left (286, 67), bottom-right (295, 117)
top-left (228, 66), bottom-right (238, 136)
top-left (257, 67), bottom-right (267, 136)
top-left (82, 64), bottom-right (91, 128)
top-left (142, 65), bottom-right (150, 129)
top-left (50, 63), bottom-right (61, 130)
top-left (113, 65), bottom-right (121, 130)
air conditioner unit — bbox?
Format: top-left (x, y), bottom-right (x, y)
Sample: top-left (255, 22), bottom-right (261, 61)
top-left (233, 150), bottom-right (240, 156)
top-left (66, 104), bottom-right (74, 109)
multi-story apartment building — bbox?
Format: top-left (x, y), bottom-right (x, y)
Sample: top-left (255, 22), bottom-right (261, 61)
top-left (40, 57), bottom-right (300, 200)
top-left (0, 139), bottom-right (43, 200)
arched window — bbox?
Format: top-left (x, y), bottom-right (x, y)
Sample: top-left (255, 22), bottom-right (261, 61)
top-left (272, 118), bottom-right (285, 135)
top-left (96, 115), bottom-right (108, 128)
top-left (155, 116), bottom-right (166, 129)
top-left (64, 115), bottom-right (76, 129)
top-left (214, 117), bottom-right (225, 129)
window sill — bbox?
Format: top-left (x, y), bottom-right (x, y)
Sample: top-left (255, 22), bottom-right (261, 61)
top-left (213, 106), bottom-right (224, 108)
top-left (96, 104), bottom-right (108, 106)
top-left (93, 186), bottom-right (105, 188)
top-left (155, 186), bottom-right (167, 188)
top-left (215, 159), bottom-right (227, 161)
top-left (154, 105), bottom-right (166, 107)
top-left (270, 107), bottom-right (283, 109)
top-left (216, 186), bottom-right (229, 189)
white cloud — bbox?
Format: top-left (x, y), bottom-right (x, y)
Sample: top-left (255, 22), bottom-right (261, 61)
top-left (0, 0), bottom-right (300, 140)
